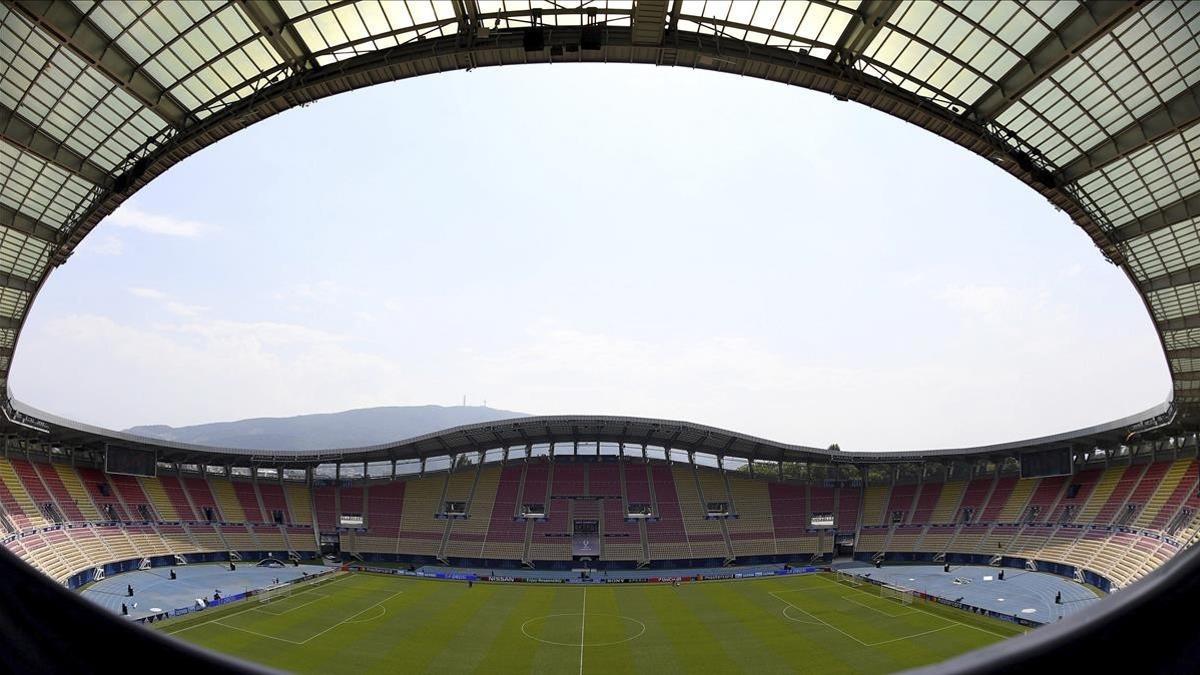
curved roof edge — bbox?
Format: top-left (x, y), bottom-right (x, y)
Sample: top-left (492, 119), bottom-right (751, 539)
top-left (3, 397), bottom-right (1175, 469)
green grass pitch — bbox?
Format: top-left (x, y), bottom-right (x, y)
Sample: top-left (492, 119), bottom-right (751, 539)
top-left (158, 571), bottom-right (1026, 673)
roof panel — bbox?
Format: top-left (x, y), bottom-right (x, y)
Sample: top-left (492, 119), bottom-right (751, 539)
top-left (998, 1), bottom-right (1200, 170)
top-left (0, 0), bottom-right (1196, 437)
top-left (0, 143), bottom-right (91, 230)
top-left (1075, 123), bottom-right (1200, 229)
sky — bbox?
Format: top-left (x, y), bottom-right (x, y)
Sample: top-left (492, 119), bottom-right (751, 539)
top-left (8, 64), bottom-right (1170, 452)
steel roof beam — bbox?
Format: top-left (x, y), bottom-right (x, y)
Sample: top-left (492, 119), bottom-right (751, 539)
top-left (831, 0), bottom-right (900, 66)
top-left (1060, 81), bottom-right (1200, 184)
top-left (1141, 260), bottom-right (1200, 293)
top-left (1110, 189), bottom-right (1200, 244)
top-left (1160, 314), bottom-right (1200, 332)
top-left (668, 0), bottom-right (682, 33)
top-left (0, 270), bottom-right (36, 294)
top-left (0, 204), bottom-right (60, 245)
top-left (0, 104), bottom-right (109, 186)
top-left (10, 0), bottom-right (190, 128)
top-left (1169, 347), bottom-right (1200, 360)
top-left (631, 0), bottom-right (669, 46)
top-left (234, 0), bottom-right (318, 72)
top-left (973, 1), bottom-right (1140, 122)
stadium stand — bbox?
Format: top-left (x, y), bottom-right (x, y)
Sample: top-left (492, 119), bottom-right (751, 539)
top-left (284, 482), bottom-right (313, 525)
top-left (2, 453), bottom-right (1198, 594)
top-left (480, 466), bottom-right (525, 560)
top-left (929, 481), bottom-right (965, 524)
top-left (257, 481), bottom-right (290, 525)
top-left (861, 485), bottom-right (888, 527)
top-left (445, 465), bottom-right (501, 558)
top-left (232, 481), bottom-right (266, 523)
top-left (909, 481), bottom-right (941, 525)
top-left (957, 478), bottom-right (992, 524)
top-left (885, 483), bottom-right (917, 525)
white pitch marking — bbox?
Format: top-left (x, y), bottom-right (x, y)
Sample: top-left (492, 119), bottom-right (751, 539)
top-left (769, 591), bottom-right (870, 647)
top-left (293, 590), bottom-right (403, 644)
top-left (253, 593), bottom-right (329, 616)
top-left (868, 624), bottom-right (956, 647)
top-left (161, 573), bottom-right (354, 636)
top-left (579, 587), bottom-right (587, 675)
top-left (813, 573), bottom-right (1012, 640)
top-left (841, 595), bottom-right (916, 618)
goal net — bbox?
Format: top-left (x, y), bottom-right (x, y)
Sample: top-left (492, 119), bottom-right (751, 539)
top-left (881, 584), bottom-right (915, 605)
top-left (258, 583), bottom-right (292, 604)
top-left (834, 570), bottom-right (864, 587)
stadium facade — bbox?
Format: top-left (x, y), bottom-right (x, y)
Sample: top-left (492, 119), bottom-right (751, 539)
top-left (1, 405), bottom-right (1197, 596)
top-left (2, 1), bottom-right (1200, 669)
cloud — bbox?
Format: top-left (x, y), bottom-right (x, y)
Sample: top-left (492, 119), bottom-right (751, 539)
top-left (129, 287), bottom-right (208, 319)
top-left (938, 284), bottom-right (1048, 326)
top-left (128, 287), bottom-right (168, 300)
top-left (14, 314), bottom-right (404, 430)
top-left (106, 203), bottom-right (215, 237)
top-left (160, 318), bottom-right (345, 345)
top-left (164, 301), bottom-right (208, 318)
top-left (87, 235), bottom-right (124, 256)
top-left (272, 281), bottom-right (345, 305)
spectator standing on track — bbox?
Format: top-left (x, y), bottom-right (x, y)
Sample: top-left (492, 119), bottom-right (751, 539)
top-left (121, 603), bottom-right (127, 616)
top-left (126, 584), bottom-right (133, 597)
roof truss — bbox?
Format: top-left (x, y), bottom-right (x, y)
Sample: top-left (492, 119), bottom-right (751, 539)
top-left (1110, 190), bottom-right (1200, 244)
top-left (9, 0), bottom-right (191, 129)
top-left (1060, 81), bottom-right (1200, 184)
top-left (234, 0), bottom-right (318, 72)
top-left (0, 103), bottom-right (109, 185)
top-left (831, 0), bottom-right (900, 66)
top-left (973, 1), bottom-right (1140, 122)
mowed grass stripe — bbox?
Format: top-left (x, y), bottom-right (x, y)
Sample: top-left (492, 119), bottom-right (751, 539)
top-left (704, 578), bottom-right (843, 671)
top-left (157, 572), bottom-right (1024, 674)
top-left (578, 586), bottom-right (641, 674)
top-left (298, 576), bottom-right (443, 674)
top-left (529, 585), bottom-right (589, 674)
top-left (645, 584), bottom-right (741, 674)
top-left (474, 584), bottom-right (558, 674)
top-left (421, 583), bottom-right (538, 674)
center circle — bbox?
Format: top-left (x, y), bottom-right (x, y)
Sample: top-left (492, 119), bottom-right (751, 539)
top-left (520, 613), bottom-right (646, 647)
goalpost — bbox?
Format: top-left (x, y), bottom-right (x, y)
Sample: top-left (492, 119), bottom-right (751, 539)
top-left (880, 584), bottom-right (915, 605)
top-left (258, 583), bottom-right (293, 604)
top-left (257, 569), bottom-right (340, 604)
top-left (834, 570), bottom-right (864, 587)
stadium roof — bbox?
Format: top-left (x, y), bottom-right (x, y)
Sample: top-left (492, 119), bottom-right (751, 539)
top-left (5, 398), bottom-right (1177, 468)
top-left (1, 0), bottom-right (1199, 448)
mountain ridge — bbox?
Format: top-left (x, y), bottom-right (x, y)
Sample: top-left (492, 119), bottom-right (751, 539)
top-left (123, 405), bottom-right (529, 451)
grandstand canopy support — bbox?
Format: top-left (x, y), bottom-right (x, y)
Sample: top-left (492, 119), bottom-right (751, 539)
top-left (0, 204), bottom-right (58, 245)
top-left (234, 0), bottom-right (317, 73)
top-left (631, 0), bottom-right (668, 46)
top-left (10, 0), bottom-right (190, 128)
top-left (1110, 191), bottom-right (1200, 244)
top-left (831, 0), bottom-right (900, 66)
top-left (1060, 82), bottom-right (1200, 184)
top-left (972, 1), bottom-right (1139, 122)
top-left (0, 104), bottom-right (110, 185)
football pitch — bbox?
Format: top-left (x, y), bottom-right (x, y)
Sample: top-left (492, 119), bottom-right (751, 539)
top-left (158, 571), bottom-right (1026, 673)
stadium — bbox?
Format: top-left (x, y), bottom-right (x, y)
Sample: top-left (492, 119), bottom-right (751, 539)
top-left (2, 0), bottom-right (1200, 672)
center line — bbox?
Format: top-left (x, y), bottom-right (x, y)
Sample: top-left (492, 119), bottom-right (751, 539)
top-left (579, 586), bottom-right (587, 675)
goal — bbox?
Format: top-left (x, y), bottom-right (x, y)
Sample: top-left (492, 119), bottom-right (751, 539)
top-left (258, 583), bottom-right (293, 604)
top-left (880, 584), bottom-right (915, 605)
top-left (834, 570), bottom-right (864, 587)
